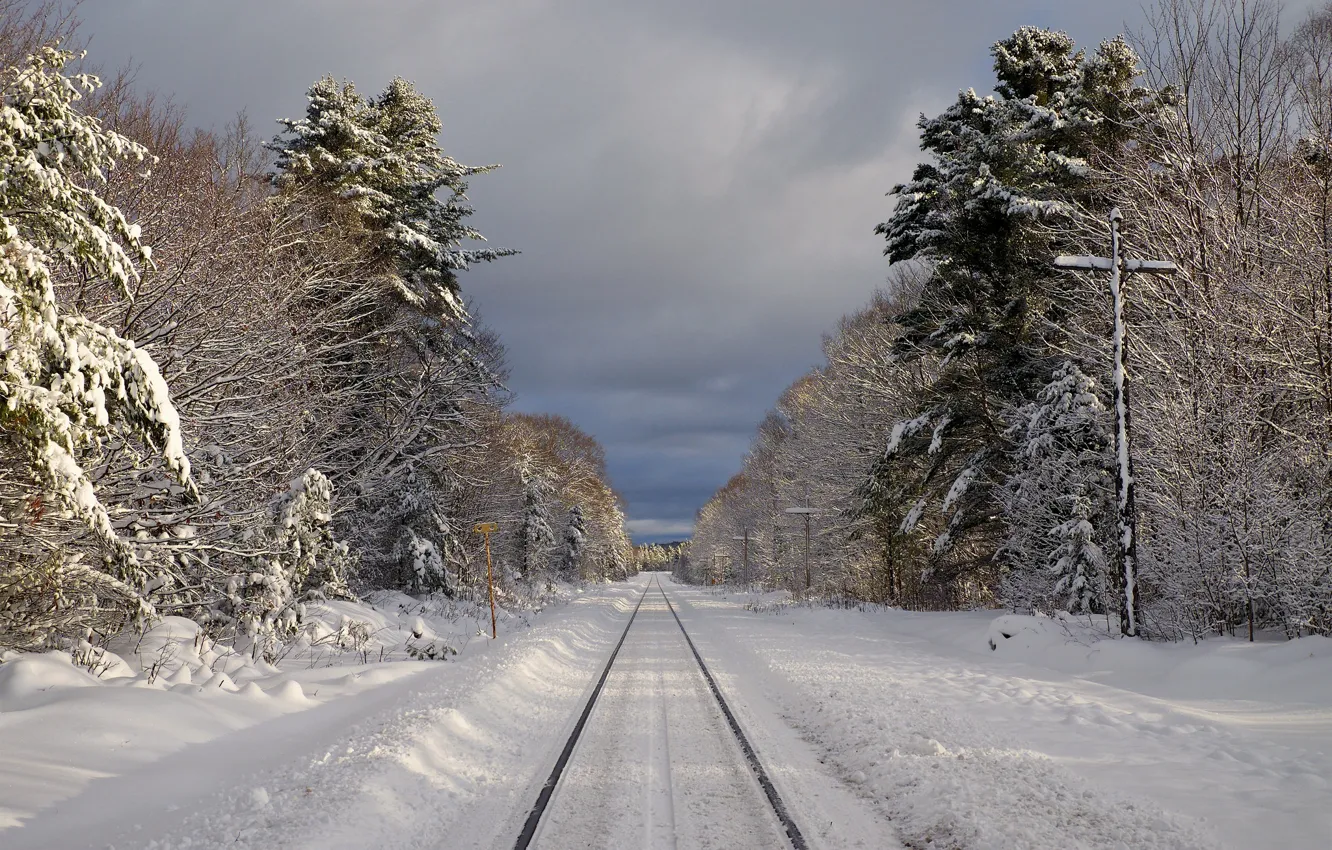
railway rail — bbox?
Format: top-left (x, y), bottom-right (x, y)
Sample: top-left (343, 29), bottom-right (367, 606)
top-left (512, 577), bottom-right (808, 849)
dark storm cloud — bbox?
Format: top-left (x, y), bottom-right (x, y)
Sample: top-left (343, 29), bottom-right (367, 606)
top-left (68, 0), bottom-right (1149, 542)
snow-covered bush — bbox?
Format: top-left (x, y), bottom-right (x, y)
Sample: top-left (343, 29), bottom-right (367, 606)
top-left (216, 469), bottom-right (354, 660)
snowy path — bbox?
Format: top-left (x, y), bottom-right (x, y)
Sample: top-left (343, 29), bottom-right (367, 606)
top-left (529, 585), bottom-right (789, 849)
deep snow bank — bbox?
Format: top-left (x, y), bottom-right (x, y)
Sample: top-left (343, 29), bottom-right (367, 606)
top-left (0, 585), bottom-right (582, 832)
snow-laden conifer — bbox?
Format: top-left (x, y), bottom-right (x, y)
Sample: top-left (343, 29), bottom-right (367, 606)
top-left (1000, 362), bottom-right (1114, 614)
top-left (559, 504), bottom-right (587, 581)
top-left (383, 465), bottom-right (457, 594)
top-left (518, 455), bottom-right (557, 585)
top-left (862, 28), bottom-right (1154, 600)
top-left (221, 468), bottom-right (351, 660)
top-left (271, 75), bottom-right (513, 321)
top-left (0, 46), bottom-right (194, 634)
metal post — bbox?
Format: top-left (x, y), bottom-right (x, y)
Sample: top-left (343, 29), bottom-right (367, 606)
top-left (484, 531), bottom-right (497, 639)
top-left (1055, 210), bottom-right (1175, 637)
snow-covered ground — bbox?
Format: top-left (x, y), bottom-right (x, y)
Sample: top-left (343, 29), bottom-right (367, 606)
top-left (675, 586), bottom-right (1332, 850)
top-left (0, 584), bottom-right (626, 848)
top-left (2, 575), bottom-right (1328, 849)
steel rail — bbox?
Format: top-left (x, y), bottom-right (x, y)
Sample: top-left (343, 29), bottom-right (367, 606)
top-left (657, 578), bottom-right (809, 850)
top-left (512, 584), bottom-right (649, 849)
top-left (513, 578), bottom-right (807, 849)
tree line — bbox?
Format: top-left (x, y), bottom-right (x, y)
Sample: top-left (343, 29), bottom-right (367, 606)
top-left (0, 3), bottom-right (632, 656)
top-left (690, 0), bottom-right (1332, 641)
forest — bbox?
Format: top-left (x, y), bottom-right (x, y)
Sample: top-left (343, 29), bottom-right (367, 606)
top-left (0, 1), bottom-right (633, 657)
top-left (689, 0), bottom-right (1332, 641)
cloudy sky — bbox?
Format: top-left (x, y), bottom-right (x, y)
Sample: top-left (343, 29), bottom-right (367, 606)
top-left (67, 1), bottom-right (1202, 541)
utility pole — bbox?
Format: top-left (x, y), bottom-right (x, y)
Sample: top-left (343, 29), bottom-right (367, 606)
top-left (473, 522), bottom-right (499, 638)
top-left (732, 530), bottom-right (750, 585)
top-left (1055, 208), bottom-right (1175, 638)
top-left (784, 507), bottom-right (816, 593)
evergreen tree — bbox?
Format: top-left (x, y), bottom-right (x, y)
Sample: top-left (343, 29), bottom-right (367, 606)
top-left (0, 46), bottom-right (195, 632)
top-left (223, 468), bottom-right (353, 660)
top-left (382, 465), bottom-right (458, 594)
top-left (270, 75), bottom-right (513, 323)
top-left (559, 504), bottom-right (587, 581)
top-left (863, 28), bottom-right (1151, 597)
top-left (518, 456), bottom-right (556, 584)
top-left (999, 362), bottom-right (1114, 613)
top-left (270, 75), bottom-right (514, 592)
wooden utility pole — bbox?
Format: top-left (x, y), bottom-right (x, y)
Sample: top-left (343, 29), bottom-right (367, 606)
top-left (732, 530), bottom-right (750, 585)
top-left (1055, 208), bottom-right (1175, 637)
top-left (784, 507), bottom-right (816, 593)
top-left (473, 522), bottom-right (499, 638)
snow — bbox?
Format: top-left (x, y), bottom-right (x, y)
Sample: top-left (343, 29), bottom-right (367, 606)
top-left (694, 587), bottom-right (1332, 850)
top-left (3, 576), bottom-right (1329, 849)
top-left (531, 591), bottom-right (795, 848)
top-left (0, 590), bottom-right (567, 836)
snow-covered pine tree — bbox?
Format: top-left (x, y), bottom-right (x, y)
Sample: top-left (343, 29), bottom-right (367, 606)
top-left (862, 28), bottom-right (1153, 600)
top-left (999, 362), bottom-right (1114, 614)
top-left (518, 455), bottom-right (557, 587)
top-left (559, 504), bottom-right (587, 581)
top-left (273, 468), bottom-right (352, 602)
top-left (384, 464), bottom-right (458, 594)
top-left (270, 75), bottom-right (514, 323)
top-left (0, 46), bottom-right (196, 645)
top-left (370, 78), bottom-right (516, 321)
top-left (270, 75), bottom-right (514, 593)
top-left (222, 468), bottom-right (352, 660)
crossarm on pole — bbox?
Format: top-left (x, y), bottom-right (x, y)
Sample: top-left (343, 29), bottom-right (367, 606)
top-left (1122, 259), bottom-right (1177, 274)
top-left (1055, 255), bottom-right (1113, 271)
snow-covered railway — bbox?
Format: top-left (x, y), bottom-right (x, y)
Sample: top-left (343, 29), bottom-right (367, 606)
top-left (513, 579), bottom-right (807, 849)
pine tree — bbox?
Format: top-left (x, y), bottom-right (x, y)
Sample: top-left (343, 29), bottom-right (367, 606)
top-left (0, 46), bottom-right (195, 634)
top-left (1000, 362), bottom-right (1114, 613)
top-left (270, 75), bottom-right (513, 323)
top-left (862, 28), bottom-right (1152, 597)
top-left (384, 465), bottom-right (458, 594)
top-left (560, 504), bottom-right (587, 581)
top-left (518, 456), bottom-right (556, 585)
top-left (224, 468), bottom-right (353, 660)
top-left (270, 75), bottom-right (514, 592)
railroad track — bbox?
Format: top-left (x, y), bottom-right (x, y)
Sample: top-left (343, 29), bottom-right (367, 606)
top-left (513, 577), bottom-right (808, 849)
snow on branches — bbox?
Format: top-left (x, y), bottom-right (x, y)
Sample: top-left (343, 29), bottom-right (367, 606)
top-left (270, 75), bottom-right (514, 322)
top-left (0, 46), bottom-right (194, 620)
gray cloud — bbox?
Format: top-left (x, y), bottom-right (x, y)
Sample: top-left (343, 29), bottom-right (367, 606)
top-left (70, 0), bottom-right (1145, 542)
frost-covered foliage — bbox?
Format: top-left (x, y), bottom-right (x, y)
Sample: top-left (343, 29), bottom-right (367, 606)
top-left (382, 466), bottom-right (457, 595)
top-left (559, 504), bottom-right (587, 581)
top-left (859, 27), bottom-right (1153, 596)
top-left (269, 74), bottom-right (523, 599)
top-left (216, 469), bottom-right (353, 660)
top-left (0, 32), bottom-right (628, 658)
top-left (1001, 363), bottom-right (1114, 614)
top-left (0, 46), bottom-right (195, 645)
top-left (518, 455), bottom-right (557, 584)
top-left (693, 8), bottom-right (1332, 642)
top-left (270, 75), bottom-right (514, 321)
top-left (273, 468), bottom-right (351, 601)
top-left (461, 415), bottom-right (632, 589)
